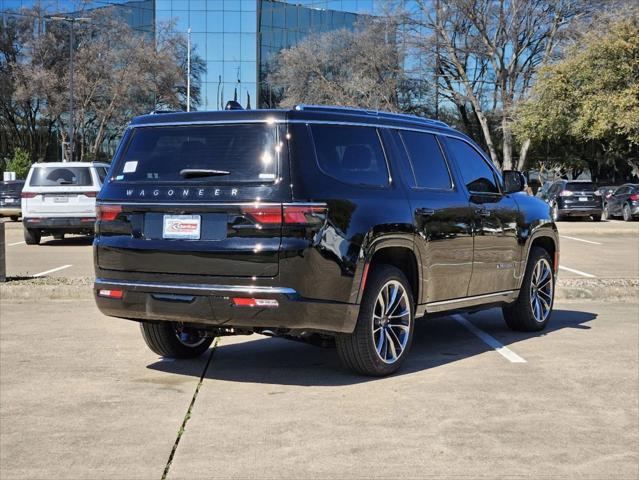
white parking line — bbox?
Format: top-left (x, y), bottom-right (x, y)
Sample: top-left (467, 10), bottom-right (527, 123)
top-left (8, 241), bottom-right (25, 246)
top-left (452, 314), bottom-right (527, 363)
top-left (558, 265), bottom-right (596, 278)
top-left (559, 235), bottom-right (602, 245)
top-left (32, 264), bottom-right (72, 278)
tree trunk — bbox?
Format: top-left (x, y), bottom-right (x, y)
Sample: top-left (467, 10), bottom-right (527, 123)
top-left (501, 115), bottom-right (513, 170)
top-left (517, 138), bottom-right (531, 170)
top-left (475, 109), bottom-right (499, 167)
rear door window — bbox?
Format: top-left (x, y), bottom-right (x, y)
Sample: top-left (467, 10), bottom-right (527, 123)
top-left (310, 125), bottom-right (389, 187)
top-left (30, 167), bottom-right (93, 186)
top-left (398, 131), bottom-right (452, 190)
top-left (113, 124), bottom-right (278, 183)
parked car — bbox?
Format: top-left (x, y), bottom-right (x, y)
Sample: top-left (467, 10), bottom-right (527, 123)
top-left (21, 162), bottom-right (110, 244)
top-left (602, 184), bottom-right (639, 221)
top-left (597, 185), bottom-right (618, 201)
top-left (544, 180), bottom-right (602, 221)
top-left (536, 181), bottom-right (553, 201)
top-left (93, 106), bottom-right (559, 376)
top-left (0, 180), bottom-right (25, 221)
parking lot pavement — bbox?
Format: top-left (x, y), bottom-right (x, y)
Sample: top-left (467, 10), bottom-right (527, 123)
top-left (1, 221), bottom-right (94, 278)
top-left (0, 299), bottom-right (208, 480)
top-left (556, 220), bottom-right (639, 279)
top-left (164, 301), bottom-right (638, 479)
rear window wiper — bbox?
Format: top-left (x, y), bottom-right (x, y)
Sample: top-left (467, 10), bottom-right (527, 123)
top-left (179, 169), bottom-right (231, 178)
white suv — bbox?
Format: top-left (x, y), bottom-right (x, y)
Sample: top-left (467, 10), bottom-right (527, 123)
top-left (21, 162), bottom-right (109, 245)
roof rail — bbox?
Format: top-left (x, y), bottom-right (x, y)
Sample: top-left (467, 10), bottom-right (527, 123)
top-left (294, 104), bottom-right (449, 128)
top-left (149, 110), bottom-right (183, 115)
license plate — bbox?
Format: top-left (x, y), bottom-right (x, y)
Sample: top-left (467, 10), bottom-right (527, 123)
top-left (163, 215), bottom-right (201, 239)
top-left (578, 197), bottom-right (588, 202)
top-left (53, 196), bottom-right (68, 203)
top-left (4, 198), bottom-right (14, 203)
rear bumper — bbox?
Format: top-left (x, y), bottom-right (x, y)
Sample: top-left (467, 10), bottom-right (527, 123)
top-left (94, 278), bottom-right (359, 334)
top-left (23, 216), bottom-right (95, 232)
top-left (0, 207), bottom-right (20, 216)
top-left (557, 206), bottom-right (602, 217)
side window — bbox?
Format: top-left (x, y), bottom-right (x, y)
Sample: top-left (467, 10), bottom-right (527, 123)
top-left (96, 167), bottom-right (107, 184)
top-left (398, 131), bottom-right (452, 190)
top-left (446, 138), bottom-right (499, 194)
top-left (616, 186), bottom-right (629, 195)
top-left (550, 182), bottom-right (562, 196)
top-left (310, 125), bottom-right (389, 187)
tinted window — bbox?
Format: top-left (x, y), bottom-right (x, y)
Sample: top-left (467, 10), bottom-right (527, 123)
top-left (311, 125), bottom-right (389, 187)
top-left (0, 182), bottom-right (23, 194)
top-left (446, 138), bottom-right (499, 194)
top-left (97, 167), bottom-right (107, 183)
top-left (114, 124), bottom-right (278, 183)
top-left (399, 131), bottom-right (451, 189)
top-left (30, 167), bottom-right (93, 187)
top-left (566, 182), bottom-right (596, 192)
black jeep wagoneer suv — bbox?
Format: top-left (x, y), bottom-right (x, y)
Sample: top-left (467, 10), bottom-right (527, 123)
top-left (94, 105), bottom-right (558, 376)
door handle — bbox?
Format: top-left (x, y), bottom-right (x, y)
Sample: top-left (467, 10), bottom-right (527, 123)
top-left (475, 207), bottom-right (491, 217)
top-left (415, 208), bottom-right (435, 217)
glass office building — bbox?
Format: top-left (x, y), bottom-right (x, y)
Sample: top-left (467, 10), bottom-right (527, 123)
top-left (1, 0), bottom-right (394, 110)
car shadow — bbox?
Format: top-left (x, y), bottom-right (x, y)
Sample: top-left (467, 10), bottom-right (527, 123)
top-left (40, 235), bottom-right (94, 246)
top-left (147, 308), bottom-right (597, 387)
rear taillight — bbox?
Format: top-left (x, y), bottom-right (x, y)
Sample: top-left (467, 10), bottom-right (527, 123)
top-left (629, 194), bottom-right (639, 201)
top-left (98, 289), bottom-right (123, 299)
top-left (241, 204), bottom-right (327, 225)
top-left (559, 191), bottom-right (573, 197)
top-left (96, 204), bottom-right (122, 221)
top-left (21, 192), bottom-right (37, 199)
top-left (83, 192), bottom-right (97, 197)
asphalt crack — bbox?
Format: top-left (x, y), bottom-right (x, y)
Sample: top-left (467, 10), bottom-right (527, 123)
top-left (161, 337), bottom-right (219, 480)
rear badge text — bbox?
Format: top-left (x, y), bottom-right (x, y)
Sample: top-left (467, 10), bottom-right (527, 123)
top-left (125, 187), bottom-right (239, 198)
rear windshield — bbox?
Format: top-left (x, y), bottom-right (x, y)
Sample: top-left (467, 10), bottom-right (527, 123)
top-left (29, 167), bottom-right (93, 187)
top-left (566, 182), bottom-right (596, 192)
top-left (113, 124), bottom-right (278, 183)
top-left (0, 182), bottom-right (24, 194)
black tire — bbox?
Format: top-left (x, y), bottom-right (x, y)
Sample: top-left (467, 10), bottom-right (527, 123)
top-left (623, 204), bottom-right (634, 222)
top-left (139, 321), bottom-right (213, 358)
top-left (503, 246), bottom-right (555, 332)
top-left (10, 216), bottom-right (19, 222)
top-left (53, 233), bottom-right (65, 240)
top-left (336, 264), bottom-right (415, 376)
top-left (602, 203), bottom-right (610, 220)
top-left (24, 227), bottom-right (41, 245)
top-left (591, 214), bottom-right (601, 222)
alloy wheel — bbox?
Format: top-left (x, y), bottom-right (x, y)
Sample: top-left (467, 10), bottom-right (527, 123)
top-left (372, 280), bottom-right (411, 364)
top-left (529, 258), bottom-right (554, 323)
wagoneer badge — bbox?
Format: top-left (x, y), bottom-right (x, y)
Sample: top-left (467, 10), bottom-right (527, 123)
top-left (125, 187), bottom-right (239, 198)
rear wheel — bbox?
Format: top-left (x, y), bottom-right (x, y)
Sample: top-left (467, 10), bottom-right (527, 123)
top-left (140, 321), bottom-right (213, 358)
top-left (503, 247), bottom-right (554, 332)
top-left (591, 214), bottom-right (601, 222)
top-left (336, 265), bottom-right (414, 376)
top-left (10, 216), bottom-right (19, 222)
top-left (623, 204), bottom-right (633, 222)
top-left (24, 227), bottom-right (41, 245)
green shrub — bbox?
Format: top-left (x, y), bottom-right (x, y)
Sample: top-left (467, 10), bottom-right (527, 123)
top-left (6, 148), bottom-right (32, 179)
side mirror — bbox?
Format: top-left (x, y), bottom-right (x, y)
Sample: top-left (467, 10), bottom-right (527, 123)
top-left (503, 170), bottom-right (526, 194)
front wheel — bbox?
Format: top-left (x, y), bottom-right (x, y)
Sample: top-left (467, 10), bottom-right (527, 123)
top-left (10, 216), bottom-right (19, 222)
top-left (503, 247), bottom-right (555, 332)
top-left (140, 322), bottom-right (213, 358)
top-left (336, 265), bottom-right (415, 376)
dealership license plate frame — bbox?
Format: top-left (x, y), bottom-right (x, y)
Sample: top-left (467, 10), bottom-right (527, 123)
top-left (162, 214), bottom-right (202, 240)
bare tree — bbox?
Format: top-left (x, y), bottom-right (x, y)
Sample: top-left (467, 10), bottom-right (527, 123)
top-left (268, 18), bottom-right (420, 112)
top-left (411, 0), bottom-right (589, 169)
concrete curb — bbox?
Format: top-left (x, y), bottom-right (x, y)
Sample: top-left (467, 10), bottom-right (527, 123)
top-left (1, 277), bottom-right (637, 302)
